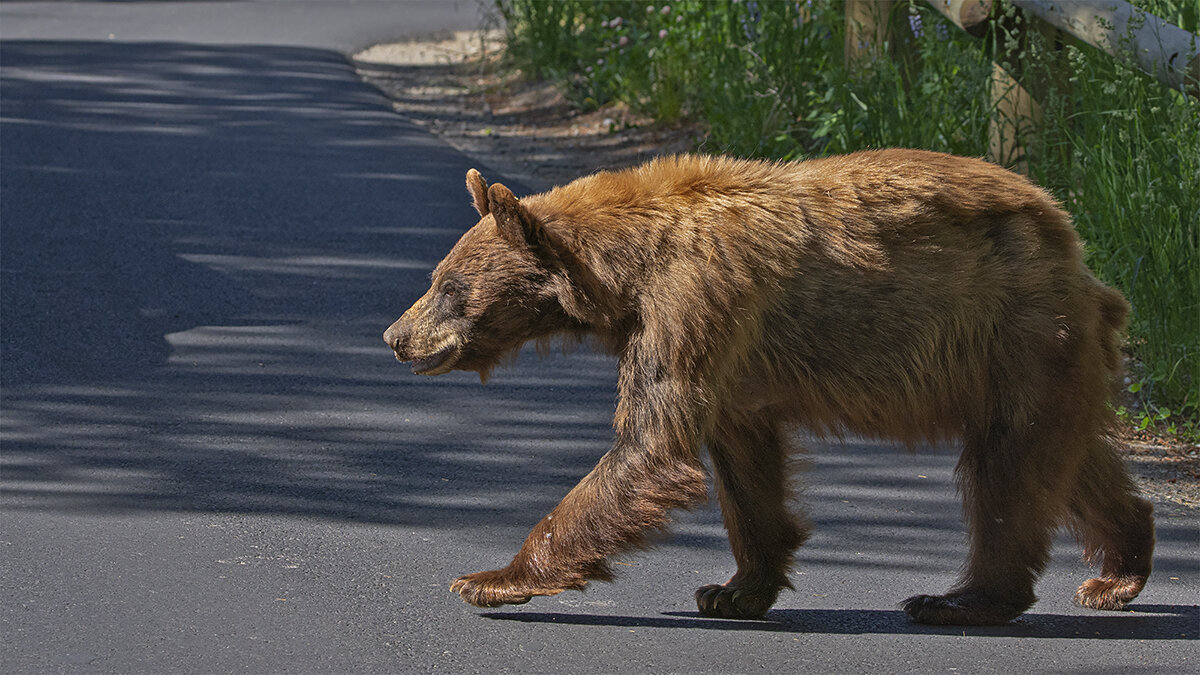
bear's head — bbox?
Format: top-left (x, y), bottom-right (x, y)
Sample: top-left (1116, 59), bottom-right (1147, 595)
top-left (383, 169), bottom-right (577, 379)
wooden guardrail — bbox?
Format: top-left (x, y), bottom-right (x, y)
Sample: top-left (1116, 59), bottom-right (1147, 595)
top-left (845, 0), bottom-right (1199, 170)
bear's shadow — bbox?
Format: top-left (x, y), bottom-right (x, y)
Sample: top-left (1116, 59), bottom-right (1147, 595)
top-left (480, 603), bottom-right (1197, 640)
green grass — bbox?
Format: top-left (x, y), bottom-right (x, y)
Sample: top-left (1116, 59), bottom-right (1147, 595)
top-left (495, 0), bottom-right (1199, 433)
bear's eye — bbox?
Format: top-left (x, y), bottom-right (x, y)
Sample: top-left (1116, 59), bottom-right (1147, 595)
top-left (439, 277), bottom-right (467, 301)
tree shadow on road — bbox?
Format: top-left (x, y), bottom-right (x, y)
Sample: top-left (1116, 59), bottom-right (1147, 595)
top-left (1, 39), bottom-right (462, 387)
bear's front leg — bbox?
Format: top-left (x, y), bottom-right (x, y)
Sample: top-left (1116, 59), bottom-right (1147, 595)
top-left (450, 409), bottom-right (710, 609)
top-left (449, 347), bottom-right (714, 610)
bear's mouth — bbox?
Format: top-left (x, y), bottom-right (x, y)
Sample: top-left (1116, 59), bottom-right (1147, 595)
top-left (410, 343), bottom-right (460, 375)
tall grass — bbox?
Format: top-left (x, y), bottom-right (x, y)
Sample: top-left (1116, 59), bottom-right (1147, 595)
top-left (495, 0), bottom-right (1199, 429)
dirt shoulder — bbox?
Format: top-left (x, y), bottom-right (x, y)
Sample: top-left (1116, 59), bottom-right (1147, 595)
top-left (352, 32), bottom-right (1198, 510)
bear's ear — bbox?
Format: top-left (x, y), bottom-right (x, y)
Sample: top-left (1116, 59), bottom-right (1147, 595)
top-left (466, 168), bottom-right (489, 216)
top-left (488, 183), bottom-right (547, 254)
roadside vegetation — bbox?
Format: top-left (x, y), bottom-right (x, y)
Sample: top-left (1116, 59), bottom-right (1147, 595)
top-left (494, 0), bottom-right (1199, 438)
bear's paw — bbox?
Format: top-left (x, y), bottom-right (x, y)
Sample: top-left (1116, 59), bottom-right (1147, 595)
top-left (902, 589), bottom-right (1033, 625)
top-left (695, 582), bottom-right (779, 620)
top-left (450, 569), bottom-right (567, 608)
top-left (1073, 575), bottom-right (1146, 611)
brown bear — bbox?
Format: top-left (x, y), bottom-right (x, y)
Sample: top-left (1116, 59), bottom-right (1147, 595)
top-left (383, 150), bottom-right (1154, 625)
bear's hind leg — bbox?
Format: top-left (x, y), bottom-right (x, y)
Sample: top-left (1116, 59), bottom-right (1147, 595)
top-left (1069, 437), bottom-right (1154, 610)
top-left (905, 419), bottom-right (1069, 625)
top-left (698, 417), bottom-right (810, 619)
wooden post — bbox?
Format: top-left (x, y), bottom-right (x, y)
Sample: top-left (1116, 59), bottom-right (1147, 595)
top-left (988, 10), bottom-right (1066, 173)
top-left (925, 1), bottom-right (1055, 171)
top-left (989, 62), bottom-right (1041, 172)
top-left (845, 0), bottom-right (895, 66)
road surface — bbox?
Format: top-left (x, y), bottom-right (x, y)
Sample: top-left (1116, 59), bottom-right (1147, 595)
top-left (2, 1), bottom-right (1196, 672)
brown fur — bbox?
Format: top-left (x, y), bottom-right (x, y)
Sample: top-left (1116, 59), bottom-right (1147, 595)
top-left (383, 150), bottom-right (1154, 625)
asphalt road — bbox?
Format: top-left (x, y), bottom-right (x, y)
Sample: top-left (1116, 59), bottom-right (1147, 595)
top-left (1, 2), bottom-right (1196, 673)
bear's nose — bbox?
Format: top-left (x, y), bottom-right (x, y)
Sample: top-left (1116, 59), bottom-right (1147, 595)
top-left (383, 320), bottom-right (408, 357)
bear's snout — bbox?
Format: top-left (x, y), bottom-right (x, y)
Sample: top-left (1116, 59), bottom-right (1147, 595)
top-left (383, 313), bottom-right (463, 375)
